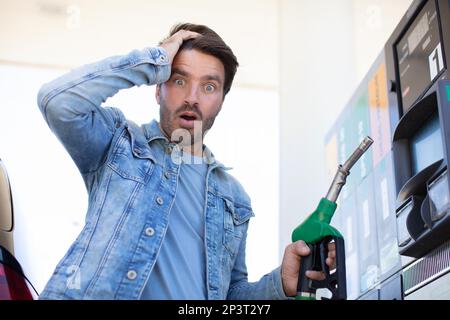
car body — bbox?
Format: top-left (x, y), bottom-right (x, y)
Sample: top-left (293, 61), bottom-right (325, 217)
top-left (0, 158), bottom-right (36, 300)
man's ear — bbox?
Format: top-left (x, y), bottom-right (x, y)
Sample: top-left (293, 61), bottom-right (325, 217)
top-left (155, 84), bottom-right (161, 105)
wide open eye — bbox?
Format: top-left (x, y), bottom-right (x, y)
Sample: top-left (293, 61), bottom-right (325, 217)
top-left (205, 84), bottom-right (215, 93)
top-left (174, 79), bottom-right (185, 86)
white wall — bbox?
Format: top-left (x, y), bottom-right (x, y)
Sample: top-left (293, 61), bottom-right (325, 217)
top-left (0, 64), bottom-right (86, 292)
top-left (0, 0), bottom-right (279, 89)
top-left (279, 0), bottom-right (356, 257)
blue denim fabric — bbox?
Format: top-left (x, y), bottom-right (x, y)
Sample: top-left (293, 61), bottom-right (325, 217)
top-left (36, 47), bottom-right (288, 300)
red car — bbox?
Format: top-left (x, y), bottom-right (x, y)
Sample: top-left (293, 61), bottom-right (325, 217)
top-left (0, 159), bottom-right (37, 300)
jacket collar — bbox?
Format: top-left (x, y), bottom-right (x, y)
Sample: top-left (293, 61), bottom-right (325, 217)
top-left (142, 119), bottom-right (169, 144)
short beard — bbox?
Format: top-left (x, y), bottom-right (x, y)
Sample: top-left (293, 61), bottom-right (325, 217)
top-left (159, 101), bottom-right (220, 150)
top-left (159, 102), bottom-right (217, 147)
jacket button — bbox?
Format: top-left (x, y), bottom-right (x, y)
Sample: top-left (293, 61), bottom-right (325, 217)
top-left (156, 196), bottom-right (164, 205)
top-left (164, 172), bottom-right (170, 179)
top-left (127, 270), bottom-right (137, 280)
top-left (166, 145), bottom-right (173, 154)
top-left (145, 227), bottom-right (155, 237)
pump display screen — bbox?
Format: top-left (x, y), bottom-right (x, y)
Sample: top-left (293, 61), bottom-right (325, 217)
top-left (410, 113), bottom-right (443, 176)
top-left (396, 0), bottom-right (445, 113)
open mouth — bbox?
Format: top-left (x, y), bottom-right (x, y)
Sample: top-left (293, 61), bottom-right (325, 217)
top-left (180, 115), bottom-right (197, 121)
top-left (179, 112), bottom-right (200, 121)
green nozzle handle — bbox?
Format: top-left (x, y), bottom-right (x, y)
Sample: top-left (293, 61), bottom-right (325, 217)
top-left (291, 198), bottom-right (340, 244)
top-left (291, 198), bottom-right (343, 300)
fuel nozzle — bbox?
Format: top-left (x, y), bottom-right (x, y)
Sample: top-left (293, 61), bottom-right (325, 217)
top-left (325, 136), bottom-right (374, 202)
top-left (292, 136), bottom-right (373, 300)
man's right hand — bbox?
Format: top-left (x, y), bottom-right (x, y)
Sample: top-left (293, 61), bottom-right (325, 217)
top-left (159, 30), bottom-right (201, 63)
top-left (280, 240), bottom-right (336, 297)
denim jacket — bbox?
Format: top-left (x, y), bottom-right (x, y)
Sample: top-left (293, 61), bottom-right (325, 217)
top-left (36, 46), bottom-right (287, 300)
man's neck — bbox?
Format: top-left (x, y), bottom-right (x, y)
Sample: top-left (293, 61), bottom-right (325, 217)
top-left (157, 123), bottom-right (204, 158)
top-left (180, 143), bottom-right (204, 158)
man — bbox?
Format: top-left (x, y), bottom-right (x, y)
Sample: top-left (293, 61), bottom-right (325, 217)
top-left (37, 23), bottom-right (334, 300)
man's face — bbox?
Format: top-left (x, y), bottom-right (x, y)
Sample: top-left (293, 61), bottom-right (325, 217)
top-left (156, 49), bottom-right (225, 145)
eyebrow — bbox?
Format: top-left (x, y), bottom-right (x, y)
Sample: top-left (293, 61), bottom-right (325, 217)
top-left (171, 67), bottom-right (223, 85)
top-left (171, 68), bottom-right (188, 78)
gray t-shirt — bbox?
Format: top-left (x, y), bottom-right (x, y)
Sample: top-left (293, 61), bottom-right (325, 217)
top-left (141, 154), bottom-right (208, 299)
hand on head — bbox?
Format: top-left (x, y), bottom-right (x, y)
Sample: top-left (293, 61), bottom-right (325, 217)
top-left (160, 30), bottom-right (201, 63)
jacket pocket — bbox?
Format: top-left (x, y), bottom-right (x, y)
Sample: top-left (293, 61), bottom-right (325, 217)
top-left (222, 198), bottom-right (254, 258)
top-left (107, 129), bottom-right (154, 184)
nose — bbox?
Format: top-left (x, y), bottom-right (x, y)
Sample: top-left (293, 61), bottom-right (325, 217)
top-left (184, 83), bottom-right (200, 107)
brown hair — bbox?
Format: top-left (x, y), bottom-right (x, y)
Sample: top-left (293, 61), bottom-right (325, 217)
top-left (163, 23), bottom-right (239, 97)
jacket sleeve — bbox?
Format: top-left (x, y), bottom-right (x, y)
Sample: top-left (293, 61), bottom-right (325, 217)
top-left (226, 224), bottom-right (290, 300)
top-left (37, 47), bottom-right (171, 174)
